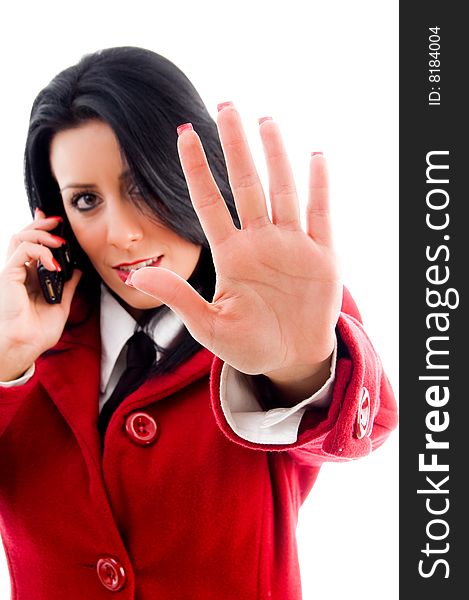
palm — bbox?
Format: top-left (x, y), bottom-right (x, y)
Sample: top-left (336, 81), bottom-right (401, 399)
top-left (131, 107), bottom-right (341, 377)
top-left (206, 225), bottom-right (339, 374)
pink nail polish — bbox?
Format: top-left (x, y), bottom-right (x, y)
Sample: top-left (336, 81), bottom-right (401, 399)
top-left (258, 116), bottom-right (273, 125)
top-left (125, 269), bottom-right (136, 286)
top-left (177, 123), bottom-right (193, 136)
top-left (311, 152), bottom-right (323, 156)
top-left (217, 101), bottom-right (233, 112)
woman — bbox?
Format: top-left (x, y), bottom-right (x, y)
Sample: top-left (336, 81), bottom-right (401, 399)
top-left (0, 46), bottom-right (397, 599)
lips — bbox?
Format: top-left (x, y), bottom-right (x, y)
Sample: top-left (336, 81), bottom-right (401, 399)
top-left (113, 255), bottom-right (163, 283)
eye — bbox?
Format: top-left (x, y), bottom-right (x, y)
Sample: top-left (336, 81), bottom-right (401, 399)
top-left (70, 192), bottom-right (100, 212)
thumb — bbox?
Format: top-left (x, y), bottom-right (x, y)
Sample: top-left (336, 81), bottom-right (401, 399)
top-left (129, 266), bottom-right (213, 345)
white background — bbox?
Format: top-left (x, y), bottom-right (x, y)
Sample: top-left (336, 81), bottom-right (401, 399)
top-left (0, 1), bottom-right (398, 598)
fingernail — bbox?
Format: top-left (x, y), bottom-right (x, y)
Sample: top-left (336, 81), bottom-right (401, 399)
top-left (217, 101), bottom-right (234, 112)
top-left (50, 235), bottom-right (66, 244)
top-left (311, 152), bottom-right (323, 156)
top-left (258, 116), bottom-right (273, 125)
top-left (125, 269), bottom-right (136, 286)
top-left (177, 123), bottom-right (193, 136)
top-left (52, 258), bottom-right (62, 272)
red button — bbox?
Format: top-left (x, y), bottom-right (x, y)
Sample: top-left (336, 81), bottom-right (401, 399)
top-left (125, 412), bottom-right (158, 446)
top-left (355, 386), bottom-right (371, 439)
top-left (96, 557), bottom-right (126, 591)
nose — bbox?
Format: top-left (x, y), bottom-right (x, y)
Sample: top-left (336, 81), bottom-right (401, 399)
top-left (106, 196), bottom-right (144, 249)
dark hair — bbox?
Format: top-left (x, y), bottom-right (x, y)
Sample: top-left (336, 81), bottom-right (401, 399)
top-left (24, 46), bottom-right (240, 376)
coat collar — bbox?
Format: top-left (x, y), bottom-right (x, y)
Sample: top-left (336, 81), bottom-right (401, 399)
top-left (36, 291), bottom-right (213, 467)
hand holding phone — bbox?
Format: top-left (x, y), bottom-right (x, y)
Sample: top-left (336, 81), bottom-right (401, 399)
top-left (37, 220), bottom-right (78, 304)
top-left (0, 211), bottom-right (83, 380)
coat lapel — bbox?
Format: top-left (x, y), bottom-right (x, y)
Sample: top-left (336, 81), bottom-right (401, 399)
top-left (35, 293), bottom-right (215, 468)
top-left (36, 301), bottom-right (103, 469)
top-left (117, 345), bottom-right (214, 416)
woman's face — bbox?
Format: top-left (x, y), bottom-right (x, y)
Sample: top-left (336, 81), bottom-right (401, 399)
top-left (49, 120), bottom-right (202, 320)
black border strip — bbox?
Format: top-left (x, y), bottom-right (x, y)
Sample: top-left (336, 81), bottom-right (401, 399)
top-left (400, 2), bottom-right (466, 596)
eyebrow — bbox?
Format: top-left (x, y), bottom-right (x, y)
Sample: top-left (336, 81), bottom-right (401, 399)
top-left (59, 169), bottom-right (132, 192)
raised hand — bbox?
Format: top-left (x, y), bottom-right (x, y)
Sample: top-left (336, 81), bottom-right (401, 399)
top-left (0, 209), bottom-right (82, 380)
top-left (128, 104), bottom-right (342, 397)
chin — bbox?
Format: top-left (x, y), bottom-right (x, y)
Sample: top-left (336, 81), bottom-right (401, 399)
top-left (125, 290), bottom-right (164, 310)
top-left (104, 281), bottom-right (165, 317)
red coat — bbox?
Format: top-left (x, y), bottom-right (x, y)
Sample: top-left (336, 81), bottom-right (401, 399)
top-left (0, 288), bottom-right (397, 599)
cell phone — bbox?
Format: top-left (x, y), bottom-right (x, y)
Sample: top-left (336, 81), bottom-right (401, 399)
top-left (37, 219), bottom-right (81, 304)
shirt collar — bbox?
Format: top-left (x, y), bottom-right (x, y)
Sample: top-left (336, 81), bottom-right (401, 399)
top-left (99, 283), bottom-right (184, 393)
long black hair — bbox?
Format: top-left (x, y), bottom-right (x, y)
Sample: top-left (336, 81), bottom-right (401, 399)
top-left (24, 46), bottom-right (240, 376)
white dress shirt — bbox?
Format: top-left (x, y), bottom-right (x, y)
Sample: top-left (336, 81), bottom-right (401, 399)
top-left (1, 283), bottom-right (337, 444)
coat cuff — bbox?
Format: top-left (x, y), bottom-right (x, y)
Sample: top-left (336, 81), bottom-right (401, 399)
top-left (217, 339), bottom-right (336, 444)
top-left (210, 312), bottom-right (397, 462)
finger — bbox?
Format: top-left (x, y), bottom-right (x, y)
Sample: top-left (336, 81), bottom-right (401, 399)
top-left (177, 126), bottom-right (236, 247)
top-left (216, 104), bottom-right (269, 229)
top-left (258, 118), bottom-right (301, 229)
top-left (307, 153), bottom-right (332, 245)
top-left (7, 229), bottom-right (66, 260)
top-left (6, 241), bottom-right (60, 282)
top-left (34, 207), bottom-right (46, 221)
top-left (128, 266), bottom-right (214, 348)
top-left (19, 215), bottom-right (64, 237)
top-left (31, 208), bottom-right (63, 229)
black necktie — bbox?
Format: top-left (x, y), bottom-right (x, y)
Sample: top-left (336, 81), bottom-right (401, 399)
top-left (98, 331), bottom-right (156, 440)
